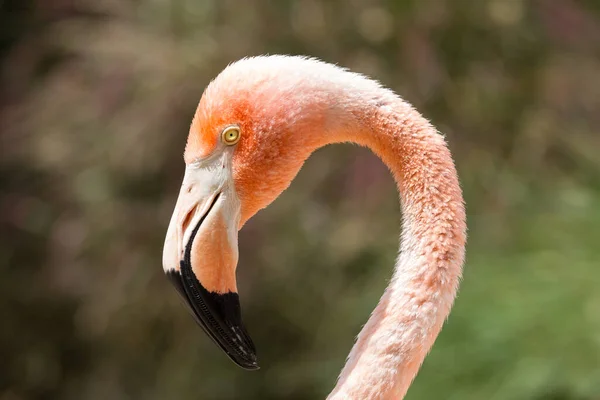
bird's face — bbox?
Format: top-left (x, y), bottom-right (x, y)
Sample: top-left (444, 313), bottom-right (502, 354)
top-left (162, 85), bottom-right (320, 370)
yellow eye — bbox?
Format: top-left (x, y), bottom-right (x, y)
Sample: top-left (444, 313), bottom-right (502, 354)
top-left (222, 126), bottom-right (241, 145)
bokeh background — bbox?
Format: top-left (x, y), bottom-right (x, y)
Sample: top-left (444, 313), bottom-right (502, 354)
top-left (2, 0), bottom-right (600, 399)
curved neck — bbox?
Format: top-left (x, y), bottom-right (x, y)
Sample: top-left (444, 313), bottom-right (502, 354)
top-left (318, 92), bottom-right (467, 399)
top-left (226, 61), bottom-right (467, 398)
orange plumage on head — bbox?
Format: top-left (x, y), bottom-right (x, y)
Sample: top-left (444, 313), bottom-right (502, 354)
top-left (185, 69), bottom-right (330, 226)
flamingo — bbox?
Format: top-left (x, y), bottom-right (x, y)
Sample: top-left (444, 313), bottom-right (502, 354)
top-left (162, 55), bottom-right (466, 399)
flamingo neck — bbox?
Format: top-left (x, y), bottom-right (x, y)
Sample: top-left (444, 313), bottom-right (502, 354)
top-left (219, 57), bottom-right (467, 398)
top-left (320, 93), bottom-right (467, 399)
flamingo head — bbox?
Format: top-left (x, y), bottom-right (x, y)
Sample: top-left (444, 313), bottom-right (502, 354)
top-left (162, 56), bottom-right (336, 370)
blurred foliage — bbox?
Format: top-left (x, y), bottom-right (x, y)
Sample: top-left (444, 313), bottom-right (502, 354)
top-left (1, 0), bottom-right (600, 399)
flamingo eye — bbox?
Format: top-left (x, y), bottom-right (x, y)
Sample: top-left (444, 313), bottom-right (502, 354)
top-left (221, 126), bottom-right (241, 145)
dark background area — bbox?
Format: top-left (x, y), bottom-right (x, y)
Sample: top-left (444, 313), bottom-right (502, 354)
top-left (1, 0), bottom-right (599, 399)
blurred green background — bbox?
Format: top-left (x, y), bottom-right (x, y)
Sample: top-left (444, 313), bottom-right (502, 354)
top-left (2, 0), bottom-right (600, 399)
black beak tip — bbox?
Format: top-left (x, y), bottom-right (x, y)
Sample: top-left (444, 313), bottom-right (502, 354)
top-left (228, 341), bottom-right (259, 370)
top-left (167, 265), bottom-right (260, 372)
top-left (238, 360), bottom-right (260, 371)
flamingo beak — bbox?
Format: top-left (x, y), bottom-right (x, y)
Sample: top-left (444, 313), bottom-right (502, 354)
top-left (163, 164), bottom-right (258, 370)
